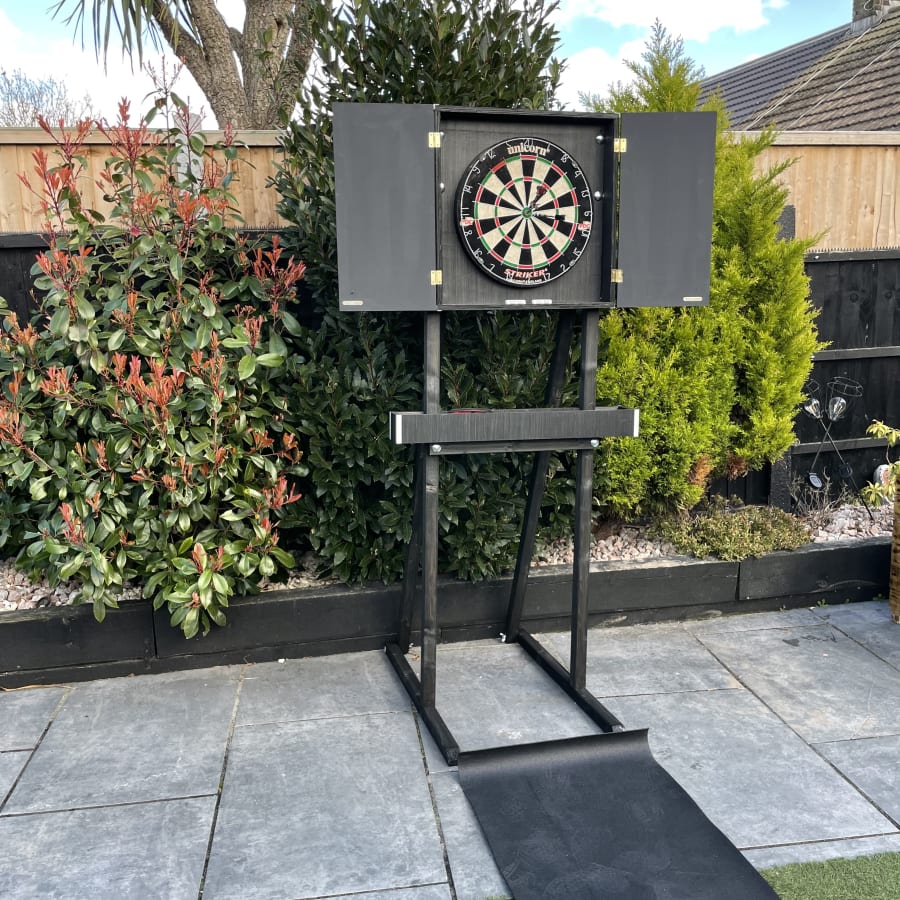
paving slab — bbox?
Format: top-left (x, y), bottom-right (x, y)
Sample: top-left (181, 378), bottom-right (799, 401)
top-left (602, 688), bottom-right (894, 849)
top-left (203, 711), bottom-right (446, 900)
top-left (696, 623), bottom-right (900, 742)
top-left (0, 686), bottom-right (66, 750)
top-left (0, 751), bottom-right (29, 803)
top-left (429, 771), bottom-right (511, 900)
top-left (813, 600), bottom-right (892, 626)
top-left (5, 667), bottom-right (239, 813)
top-left (814, 735), bottom-right (900, 825)
top-left (236, 651), bottom-right (410, 726)
top-left (425, 641), bottom-right (599, 757)
top-left (684, 607), bottom-right (823, 635)
top-left (538, 624), bottom-right (741, 696)
top-left (0, 796), bottom-right (214, 900)
top-left (744, 834), bottom-right (900, 870)
top-left (328, 888), bottom-right (452, 900)
top-left (816, 600), bottom-right (900, 669)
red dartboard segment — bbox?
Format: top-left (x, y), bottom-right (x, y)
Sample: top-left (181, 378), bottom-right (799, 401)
top-left (456, 136), bottom-right (593, 287)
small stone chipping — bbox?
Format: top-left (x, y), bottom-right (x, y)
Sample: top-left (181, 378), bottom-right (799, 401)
top-left (0, 503), bottom-right (892, 614)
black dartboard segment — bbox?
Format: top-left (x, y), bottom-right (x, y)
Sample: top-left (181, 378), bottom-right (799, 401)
top-left (455, 136), bottom-right (593, 287)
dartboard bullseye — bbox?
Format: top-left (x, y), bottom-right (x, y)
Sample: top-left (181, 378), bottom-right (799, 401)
top-left (456, 136), bottom-right (593, 287)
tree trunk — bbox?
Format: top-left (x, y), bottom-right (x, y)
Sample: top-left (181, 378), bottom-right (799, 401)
top-left (242, 0), bottom-right (311, 128)
top-left (152, 0), bottom-right (249, 127)
top-left (892, 487), bottom-right (900, 623)
top-left (150, 0), bottom-right (312, 129)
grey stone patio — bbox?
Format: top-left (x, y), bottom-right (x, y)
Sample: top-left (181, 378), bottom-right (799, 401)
top-left (2, 599), bottom-right (900, 899)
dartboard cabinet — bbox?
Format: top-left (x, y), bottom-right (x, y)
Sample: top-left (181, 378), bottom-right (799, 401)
top-left (334, 103), bottom-right (716, 311)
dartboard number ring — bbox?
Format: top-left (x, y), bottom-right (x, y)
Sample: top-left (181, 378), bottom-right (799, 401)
top-left (456, 136), bottom-right (593, 287)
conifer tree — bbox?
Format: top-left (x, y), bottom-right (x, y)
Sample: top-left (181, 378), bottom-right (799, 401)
top-left (584, 21), bottom-right (822, 516)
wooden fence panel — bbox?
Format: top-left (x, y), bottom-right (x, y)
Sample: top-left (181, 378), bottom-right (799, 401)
top-left (753, 132), bottom-right (900, 251)
top-left (787, 251), bottom-right (900, 497)
top-left (0, 234), bottom-right (39, 322)
top-left (0, 128), bottom-right (287, 232)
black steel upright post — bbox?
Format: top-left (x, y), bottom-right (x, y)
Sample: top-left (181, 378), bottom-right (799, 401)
top-left (571, 308), bottom-right (599, 692)
top-left (398, 445), bottom-right (423, 652)
top-left (420, 312), bottom-right (442, 706)
top-left (505, 310), bottom-right (577, 641)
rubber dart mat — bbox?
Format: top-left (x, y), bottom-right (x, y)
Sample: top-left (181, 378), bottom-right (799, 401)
top-left (458, 729), bottom-right (778, 899)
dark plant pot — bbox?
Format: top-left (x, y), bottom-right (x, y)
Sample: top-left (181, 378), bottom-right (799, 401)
top-left (0, 538), bottom-right (890, 687)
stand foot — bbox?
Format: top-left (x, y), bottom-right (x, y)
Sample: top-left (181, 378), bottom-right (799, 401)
top-left (386, 642), bottom-right (460, 766)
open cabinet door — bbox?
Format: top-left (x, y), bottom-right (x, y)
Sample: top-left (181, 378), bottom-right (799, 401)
top-left (334, 102), bottom-right (440, 312)
top-left (616, 111), bottom-right (716, 308)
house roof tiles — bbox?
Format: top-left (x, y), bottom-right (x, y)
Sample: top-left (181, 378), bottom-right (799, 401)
top-left (699, 4), bottom-right (900, 131)
top-left (699, 27), bottom-right (849, 128)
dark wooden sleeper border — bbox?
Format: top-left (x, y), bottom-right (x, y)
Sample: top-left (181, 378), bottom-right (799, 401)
top-left (0, 538), bottom-right (889, 687)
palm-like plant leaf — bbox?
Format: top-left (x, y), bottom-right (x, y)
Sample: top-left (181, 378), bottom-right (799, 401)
top-left (51, 0), bottom-right (198, 66)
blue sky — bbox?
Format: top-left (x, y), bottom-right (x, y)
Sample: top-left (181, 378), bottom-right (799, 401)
top-left (0, 0), bottom-right (854, 124)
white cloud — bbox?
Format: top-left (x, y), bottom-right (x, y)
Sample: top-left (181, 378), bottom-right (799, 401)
top-left (556, 0), bottom-right (780, 41)
top-left (0, 8), bottom-right (216, 128)
top-left (556, 41), bottom-right (643, 109)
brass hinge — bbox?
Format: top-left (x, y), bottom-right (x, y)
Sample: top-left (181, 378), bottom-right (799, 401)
top-left (430, 270), bottom-right (443, 286)
top-left (611, 268), bottom-right (623, 284)
top-left (614, 137), bottom-right (627, 153)
top-left (428, 131), bottom-right (442, 148)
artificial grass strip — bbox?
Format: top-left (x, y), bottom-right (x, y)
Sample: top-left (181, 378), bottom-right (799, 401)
top-left (762, 851), bottom-right (900, 900)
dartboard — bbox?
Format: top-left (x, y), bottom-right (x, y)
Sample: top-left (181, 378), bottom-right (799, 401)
top-left (455, 136), bottom-right (593, 287)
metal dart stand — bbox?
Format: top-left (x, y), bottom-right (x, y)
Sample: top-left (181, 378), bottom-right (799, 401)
top-left (386, 308), bottom-right (637, 765)
top-left (332, 102), bottom-right (719, 765)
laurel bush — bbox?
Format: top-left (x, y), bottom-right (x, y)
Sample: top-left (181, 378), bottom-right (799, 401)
top-left (274, 0), bottom-right (572, 582)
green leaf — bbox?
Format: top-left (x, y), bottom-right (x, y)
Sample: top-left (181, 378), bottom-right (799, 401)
top-left (29, 476), bottom-right (52, 501)
top-left (269, 546), bottom-right (295, 568)
top-left (49, 306), bottom-right (70, 337)
top-left (238, 355), bottom-right (257, 379)
top-left (169, 253), bottom-right (184, 282)
top-left (280, 311), bottom-right (303, 336)
top-left (268, 332), bottom-right (288, 357)
top-left (74, 295), bottom-right (95, 320)
top-left (59, 553), bottom-right (87, 579)
top-left (256, 353), bottom-right (284, 368)
top-left (43, 537), bottom-right (68, 556)
top-left (184, 607), bottom-right (200, 638)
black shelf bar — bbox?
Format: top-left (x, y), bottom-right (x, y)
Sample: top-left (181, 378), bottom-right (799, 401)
top-left (390, 407), bottom-right (638, 446)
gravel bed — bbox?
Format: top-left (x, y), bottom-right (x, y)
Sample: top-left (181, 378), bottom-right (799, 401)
top-left (0, 503), bottom-right (893, 614)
